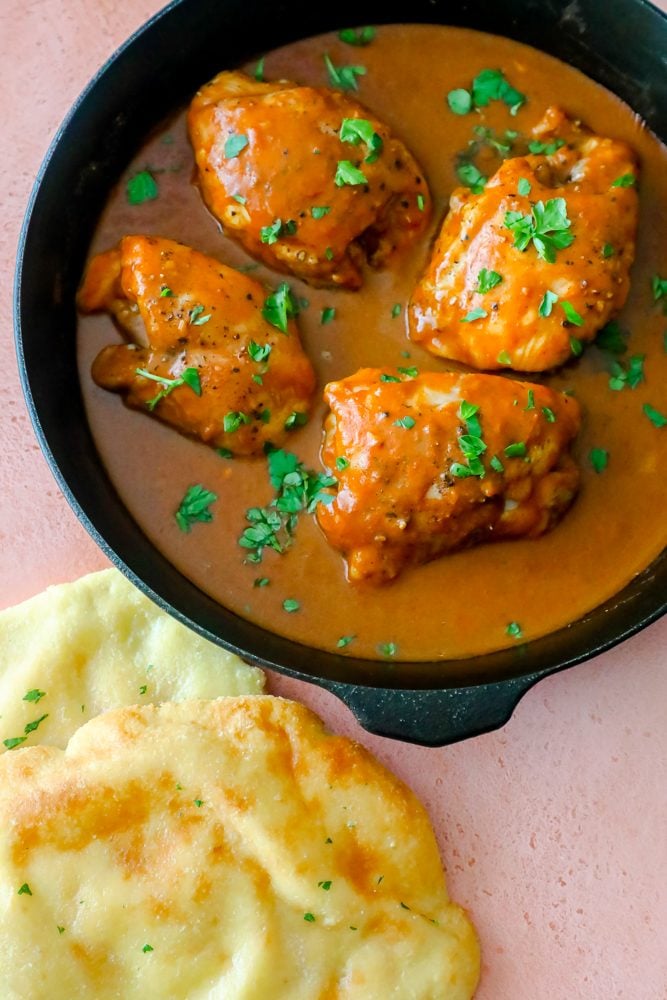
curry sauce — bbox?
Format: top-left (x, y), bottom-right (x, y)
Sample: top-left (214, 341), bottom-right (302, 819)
top-left (77, 25), bottom-right (667, 663)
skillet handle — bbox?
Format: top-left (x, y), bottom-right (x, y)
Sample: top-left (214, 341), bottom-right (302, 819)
top-left (321, 673), bottom-right (543, 747)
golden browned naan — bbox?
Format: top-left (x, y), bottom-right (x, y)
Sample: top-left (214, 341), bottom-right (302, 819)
top-left (0, 696), bottom-right (480, 999)
top-left (0, 569), bottom-right (264, 752)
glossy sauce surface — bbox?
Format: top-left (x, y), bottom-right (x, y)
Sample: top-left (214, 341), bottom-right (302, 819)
top-left (78, 25), bottom-right (667, 663)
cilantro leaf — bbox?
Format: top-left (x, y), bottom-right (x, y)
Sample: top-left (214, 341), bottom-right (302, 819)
top-left (461, 307), bottom-right (487, 323)
top-left (335, 160), bottom-right (367, 186)
top-left (471, 68), bottom-right (526, 113)
top-left (477, 269), bottom-right (503, 293)
top-left (339, 26), bottom-right (375, 46)
top-left (126, 170), bottom-right (158, 205)
top-left (589, 447), bottom-right (609, 473)
top-left (608, 355), bottom-right (645, 391)
top-left (262, 282), bottom-right (299, 333)
top-left (324, 54), bottom-right (366, 91)
top-left (456, 161), bottom-right (486, 194)
top-left (506, 621), bottom-right (523, 639)
top-left (504, 197), bottom-right (574, 262)
top-left (517, 177), bottom-right (532, 196)
top-left (642, 403), bottom-right (667, 428)
top-left (260, 218), bottom-right (297, 244)
top-left (561, 300), bottom-right (584, 326)
top-left (175, 485), bottom-right (217, 533)
top-left (538, 290), bottom-right (558, 317)
top-left (23, 689), bottom-right (46, 703)
top-left (611, 173), bottom-right (636, 188)
top-left (311, 205), bottom-right (330, 219)
top-left (447, 88), bottom-right (472, 115)
top-left (393, 416), bottom-right (416, 429)
top-left (339, 118), bottom-right (383, 163)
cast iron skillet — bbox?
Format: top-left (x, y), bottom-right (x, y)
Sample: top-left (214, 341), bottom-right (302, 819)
top-left (14, 0), bottom-right (667, 745)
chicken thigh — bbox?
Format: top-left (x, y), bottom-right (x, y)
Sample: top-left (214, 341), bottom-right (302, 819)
top-left (188, 71), bottom-right (431, 288)
top-left (78, 236), bottom-right (316, 456)
top-left (409, 108), bottom-right (639, 371)
top-left (317, 368), bottom-right (581, 583)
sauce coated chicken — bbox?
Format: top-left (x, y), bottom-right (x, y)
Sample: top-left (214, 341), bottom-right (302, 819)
top-left (317, 369), bottom-right (581, 583)
top-left (409, 108), bottom-right (639, 371)
top-left (78, 236), bottom-right (316, 456)
top-left (188, 71), bottom-right (431, 288)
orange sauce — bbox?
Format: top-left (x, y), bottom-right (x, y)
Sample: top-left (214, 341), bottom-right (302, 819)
top-left (77, 25), bottom-right (667, 663)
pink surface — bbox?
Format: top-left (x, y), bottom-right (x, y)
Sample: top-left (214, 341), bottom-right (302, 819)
top-left (0, 4), bottom-right (665, 997)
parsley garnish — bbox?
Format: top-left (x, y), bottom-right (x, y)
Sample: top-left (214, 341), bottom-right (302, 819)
top-left (224, 133), bottom-right (249, 158)
top-left (339, 26), bottom-right (375, 45)
top-left (525, 389), bottom-right (535, 410)
top-left (159, 285), bottom-right (173, 297)
top-left (602, 243), bottom-right (615, 258)
top-left (391, 303), bottom-right (401, 318)
top-left (569, 337), bottom-right (583, 357)
top-left (461, 307), bottom-right (487, 323)
top-left (335, 457), bottom-right (350, 471)
top-left (589, 448), bottom-right (609, 473)
top-left (447, 68), bottom-right (526, 116)
top-left (506, 621), bottom-right (523, 639)
top-left (608, 355), bottom-right (645, 391)
top-left (652, 274), bottom-right (667, 305)
top-left (318, 880), bottom-right (332, 890)
top-left (239, 450), bottom-right (336, 562)
top-left (3, 737), bottom-right (26, 750)
top-left (24, 714), bottom-right (48, 735)
top-left (643, 403), bottom-right (667, 428)
top-left (490, 455), bottom-right (504, 473)
top-left (538, 290), bottom-right (558, 318)
top-left (397, 366), bottom-right (418, 377)
top-left (504, 197), bottom-right (574, 262)
top-left (323, 54), bottom-right (366, 91)
top-left (175, 484), bottom-right (217, 533)
top-left (528, 138), bottom-right (565, 155)
top-left (304, 912), bottom-right (316, 922)
top-left (17, 883), bottom-right (32, 896)
top-left (223, 411), bottom-right (251, 433)
top-left (23, 689), bottom-right (46, 703)
top-left (260, 218), bottom-right (297, 244)
top-left (595, 321), bottom-right (627, 354)
top-left (262, 282), bottom-right (299, 334)
top-left (321, 307), bottom-right (336, 325)
top-left (254, 577), bottom-right (269, 588)
top-left (378, 642), bottom-right (397, 658)
top-left (393, 416), bottom-right (416, 429)
top-left (324, 247), bottom-right (334, 260)
top-left (188, 304), bottom-right (211, 326)
top-left (126, 170), bottom-right (158, 205)
top-left (611, 173), bottom-right (636, 188)
top-left (561, 300), bottom-right (584, 327)
top-left (476, 269), bottom-right (502, 293)
top-left (340, 118), bottom-right (383, 163)
top-left (139, 685), bottom-right (147, 695)
top-left (335, 160), bottom-right (367, 186)
top-left (517, 177), bottom-right (532, 196)
top-left (504, 442), bottom-right (527, 458)
top-left (380, 373), bottom-right (401, 382)
top-left (311, 205), bottom-right (330, 219)
top-left (248, 341), bottom-right (272, 365)
top-left (142, 944), bottom-right (154, 953)
top-left (57, 926), bottom-right (65, 935)
top-left (337, 635), bottom-right (355, 648)
top-left (447, 89), bottom-right (472, 115)
top-left (497, 351), bottom-right (512, 366)
top-left (136, 366), bottom-right (202, 412)
top-left (541, 406), bottom-right (556, 423)
top-left (456, 162), bottom-right (486, 194)
top-left (254, 56), bottom-right (265, 82)
top-left (217, 447), bottom-right (233, 460)
top-left (451, 401), bottom-right (487, 478)
top-left (193, 798), bottom-right (204, 808)
top-left (417, 193), bottom-right (425, 211)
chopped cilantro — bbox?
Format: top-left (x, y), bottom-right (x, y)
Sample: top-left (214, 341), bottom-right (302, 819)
top-left (318, 880), bottom-right (332, 890)
top-left (224, 133), bottom-right (249, 158)
top-left (569, 337), bottom-right (583, 357)
top-left (335, 456), bottom-right (350, 471)
top-left (57, 926), bottom-right (65, 935)
top-left (589, 448), bottom-right (609, 473)
top-left (138, 685), bottom-right (147, 695)
top-left (217, 447), bottom-right (233, 460)
top-left (22, 714), bottom-right (48, 736)
top-left (504, 197), bottom-right (574, 262)
top-left (262, 282), bottom-right (299, 333)
top-left (284, 411), bottom-right (308, 430)
top-left (528, 138), bottom-right (565, 155)
top-left (517, 177), bottom-right (532, 196)
top-left (456, 161), bottom-right (486, 194)
top-left (335, 160), bottom-right (367, 186)
top-left (260, 218), bottom-right (297, 244)
top-left (223, 411), bottom-right (251, 433)
top-left (541, 406), bottom-right (556, 423)
top-left (337, 635), bottom-right (355, 648)
top-left (447, 88), bottom-right (472, 115)
top-left (525, 389), bottom-right (535, 410)
top-left (253, 56), bottom-right (265, 82)
top-left (136, 365), bottom-right (202, 412)
top-left (538, 290), bottom-right (558, 318)
top-left (608, 355), bottom-right (645, 391)
top-left (339, 26), bottom-right (375, 45)
top-left (188, 304), bottom-right (211, 326)
top-left (380, 373), bottom-right (401, 382)
top-left (159, 285), bottom-right (173, 297)
top-left (561, 300), bottom-right (584, 326)
top-left (304, 912), bottom-right (316, 922)
top-left (471, 68), bottom-right (526, 113)
top-left (248, 341), bottom-right (272, 364)
top-left (497, 350), bottom-right (512, 366)
top-left (504, 442), bottom-right (527, 458)
top-left (611, 173), bottom-right (636, 187)
top-left (643, 403), bottom-right (667, 428)
top-left (17, 883), bottom-right (32, 896)
top-left (23, 689), bottom-right (46, 703)
top-left (602, 243), bottom-right (615, 258)
top-left (142, 944), bottom-right (154, 953)
top-left (652, 274), bottom-right (667, 303)
top-left (321, 307), bottom-right (336, 325)
top-left (476, 269), bottom-right (502, 293)
top-left (324, 54), bottom-right (366, 91)
top-left (126, 170), bottom-right (158, 205)
top-left (391, 303), bottom-right (401, 318)
top-left (324, 246), bottom-right (334, 260)
top-left (194, 798), bottom-right (204, 808)
top-left (417, 193), bottom-right (425, 211)
top-left (175, 484), bottom-right (217, 533)
top-left (595, 321), bottom-right (627, 354)
top-left (378, 642), bottom-right (397, 658)
top-left (339, 118), bottom-right (383, 163)
top-left (253, 577), bottom-right (269, 588)
top-left (461, 307), bottom-right (488, 323)
top-left (393, 415), bottom-right (416, 429)
top-left (397, 366), bottom-right (418, 377)
top-left (490, 454), bottom-right (504, 473)
top-left (311, 205), bottom-right (330, 219)
top-left (3, 736), bottom-right (26, 750)
top-left (506, 621), bottom-right (523, 639)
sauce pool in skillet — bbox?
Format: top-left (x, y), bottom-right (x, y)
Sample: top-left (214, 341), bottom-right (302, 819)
top-left (77, 25), bottom-right (667, 664)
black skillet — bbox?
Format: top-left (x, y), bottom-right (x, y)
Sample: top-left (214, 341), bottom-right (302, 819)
top-left (14, 0), bottom-right (667, 745)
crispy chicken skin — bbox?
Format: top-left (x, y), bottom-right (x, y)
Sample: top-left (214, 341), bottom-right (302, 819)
top-left (187, 71), bottom-right (431, 288)
top-left (317, 368), bottom-right (581, 583)
top-left (78, 236), bottom-right (316, 456)
top-left (409, 108), bottom-right (639, 371)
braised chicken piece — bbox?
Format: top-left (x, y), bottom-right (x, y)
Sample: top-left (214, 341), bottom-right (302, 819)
top-left (187, 71), bottom-right (431, 288)
top-left (78, 236), bottom-right (316, 456)
top-left (409, 108), bottom-right (639, 371)
top-left (317, 368), bottom-right (581, 584)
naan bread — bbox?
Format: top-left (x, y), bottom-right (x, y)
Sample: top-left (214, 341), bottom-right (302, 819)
top-left (0, 569), bottom-right (263, 752)
top-left (0, 696), bottom-right (479, 999)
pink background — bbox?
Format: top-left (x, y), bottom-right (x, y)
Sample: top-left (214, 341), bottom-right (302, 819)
top-left (1, 3), bottom-right (665, 997)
